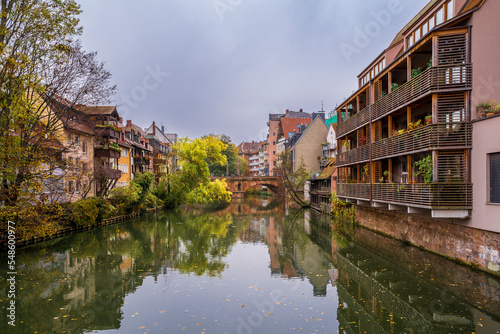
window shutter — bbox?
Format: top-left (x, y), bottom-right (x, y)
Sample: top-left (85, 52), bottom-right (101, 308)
top-left (491, 153), bottom-right (500, 204)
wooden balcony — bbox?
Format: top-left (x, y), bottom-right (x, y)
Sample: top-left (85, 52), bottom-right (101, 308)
top-left (337, 184), bottom-right (370, 200)
top-left (95, 127), bottom-right (121, 139)
top-left (337, 144), bottom-right (370, 167)
top-left (372, 64), bottom-right (472, 121)
top-left (372, 183), bottom-right (472, 209)
top-left (336, 106), bottom-right (370, 138)
top-left (94, 147), bottom-right (120, 159)
top-left (337, 183), bottom-right (472, 210)
top-left (133, 156), bottom-right (150, 165)
top-left (336, 64), bottom-right (472, 138)
top-left (372, 123), bottom-right (472, 160)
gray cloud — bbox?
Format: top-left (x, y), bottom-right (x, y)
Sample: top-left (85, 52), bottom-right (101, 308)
top-left (78, 0), bottom-right (426, 143)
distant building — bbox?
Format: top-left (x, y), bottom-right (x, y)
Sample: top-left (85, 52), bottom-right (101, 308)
top-left (289, 115), bottom-right (329, 173)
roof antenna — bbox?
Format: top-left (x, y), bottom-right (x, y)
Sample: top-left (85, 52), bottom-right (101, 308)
top-left (321, 100), bottom-right (324, 112)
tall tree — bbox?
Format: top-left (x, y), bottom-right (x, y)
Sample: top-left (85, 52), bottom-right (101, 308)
top-left (155, 136), bottom-right (233, 207)
top-left (203, 134), bottom-right (239, 176)
top-left (0, 0), bottom-right (116, 206)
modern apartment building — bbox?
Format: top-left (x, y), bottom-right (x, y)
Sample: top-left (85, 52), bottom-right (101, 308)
top-left (335, 0), bottom-right (500, 226)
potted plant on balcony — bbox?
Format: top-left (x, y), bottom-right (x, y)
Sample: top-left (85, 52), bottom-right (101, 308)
top-left (344, 141), bottom-right (350, 150)
top-left (358, 136), bottom-right (367, 146)
top-left (411, 67), bottom-right (422, 79)
top-left (476, 101), bottom-right (493, 118)
top-left (425, 115), bottom-right (433, 125)
top-left (407, 120), bottom-right (422, 132)
top-left (414, 156), bottom-right (433, 184)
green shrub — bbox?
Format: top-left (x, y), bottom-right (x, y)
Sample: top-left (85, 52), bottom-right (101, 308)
top-left (66, 198), bottom-right (100, 227)
top-left (108, 183), bottom-right (141, 214)
top-left (144, 192), bottom-right (163, 209)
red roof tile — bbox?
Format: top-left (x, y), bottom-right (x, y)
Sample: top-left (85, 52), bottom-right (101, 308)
top-left (280, 118), bottom-right (312, 140)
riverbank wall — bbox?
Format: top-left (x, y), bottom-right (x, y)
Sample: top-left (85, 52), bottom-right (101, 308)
top-left (355, 206), bottom-right (500, 278)
top-left (0, 207), bottom-right (158, 250)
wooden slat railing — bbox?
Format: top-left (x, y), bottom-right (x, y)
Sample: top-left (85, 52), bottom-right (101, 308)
top-left (372, 64), bottom-right (472, 121)
top-left (372, 183), bottom-right (472, 209)
top-left (336, 64), bottom-right (472, 138)
top-left (372, 123), bottom-right (472, 160)
top-left (336, 106), bottom-right (370, 138)
top-left (337, 144), bottom-right (370, 167)
top-left (337, 183), bottom-right (371, 200)
top-left (338, 183), bottom-right (472, 209)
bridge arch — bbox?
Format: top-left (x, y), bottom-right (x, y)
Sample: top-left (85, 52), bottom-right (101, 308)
top-left (221, 176), bottom-right (285, 198)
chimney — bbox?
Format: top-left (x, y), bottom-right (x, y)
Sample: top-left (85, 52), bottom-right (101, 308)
top-left (152, 121), bottom-right (156, 135)
top-left (126, 120), bottom-right (132, 127)
top-left (119, 117), bottom-right (123, 124)
top-left (161, 125), bottom-right (165, 134)
top-left (300, 108), bottom-right (303, 113)
top-left (286, 109), bottom-right (289, 114)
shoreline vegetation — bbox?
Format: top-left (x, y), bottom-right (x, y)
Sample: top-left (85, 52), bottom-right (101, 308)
top-left (0, 135), bottom-right (234, 246)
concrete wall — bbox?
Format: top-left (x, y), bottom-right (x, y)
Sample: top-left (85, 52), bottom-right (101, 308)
top-left (356, 206), bottom-right (500, 277)
top-left (470, 0), bottom-right (500, 112)
top-left (470, 115), bottom-right (500, 233)
top-left (293, 118), bottom-right (329, 173)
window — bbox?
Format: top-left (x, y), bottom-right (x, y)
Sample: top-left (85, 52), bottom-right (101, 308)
top-left (68, 181), bottom-right (73, 193)
top-left (82, 163), bottom-right (87, 173)
top-left (82, 141), bottom-right (87, 154)
top-left (429, 16), bottom-right (435, 30)
top-left (447, 0), bottom-right (454, 20)
top-left (490, 153), bottom-right (500, 204)
top-left (273, 141), bottom-right (275, 145)
top-left (422, 22), bottom-right (428, 35)
top-left (76, 182), bottom-right (80, 193)
top-left (68, 134), bottom-right (73, 143)
top-left (408, 35), bottom-right (414, 48)
top-left (415, 28), bottom-right (421, 41)
top-left (436, 8), bottom-right (444, 25)
top-left (74, 135), bottom-right (80, 145)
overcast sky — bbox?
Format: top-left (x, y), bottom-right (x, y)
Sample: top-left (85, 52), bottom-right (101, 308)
top-left (78, 0), bottom-right (427, 144)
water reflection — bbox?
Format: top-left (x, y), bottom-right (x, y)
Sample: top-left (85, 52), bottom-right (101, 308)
top-left (0, 199), bottom-right (498, 334)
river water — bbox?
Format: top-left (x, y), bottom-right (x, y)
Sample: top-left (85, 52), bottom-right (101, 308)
top-left (1, 198), bottom-right (499, 334)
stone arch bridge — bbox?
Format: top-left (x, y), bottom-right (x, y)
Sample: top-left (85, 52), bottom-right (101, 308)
top-left (220, 176), bottom-right (285, 198)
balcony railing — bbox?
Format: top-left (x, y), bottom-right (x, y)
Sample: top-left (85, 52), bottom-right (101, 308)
top-left (337, 144), bottom-right (370, 167)
top-left (337, 183), bottom-right (370, 200)
top-left (336, 106), bottom-right (370, 138)
top-left (95, 147), bottom-right (120, 159)
top-left (372, 123), bottom-right (472, 160)
top-left (337, 183), bottom-right (472, 209)
top-left (372, 183), bottom-right (472, 209)
top-left (95, 127), bottom-right (121, 139)
top-left (372, 64), bottom-right (472, 121)
top-left (336, 64), bottom-right (472, 138)
top-left (336, 123), bottom-right (471, 166)
top-left (133, 157), bottom-right (150, 165)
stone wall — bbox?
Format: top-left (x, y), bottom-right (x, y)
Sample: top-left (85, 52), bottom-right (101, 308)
top-left (356, 206), bottom-right (500, 277)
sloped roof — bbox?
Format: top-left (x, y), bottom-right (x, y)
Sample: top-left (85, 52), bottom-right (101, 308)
top-left (65, 119), bottom-right (95, 136)
top-left (461, 0), bottom-right (486, 13)
top-left (78, 105), bottom-right (117, 115)
top-left (280, 117), bottom-right (312, 140)
top-left (291, 115), bottom-right (327, 147)
top-left (269, 113), bottom-right (284, 122)
top-left (316, 158), bottom-right (336, 180)
top-left (388, 0), bottom-right (485, 49)
top-left (388, 0), bottom-right (440, 49)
